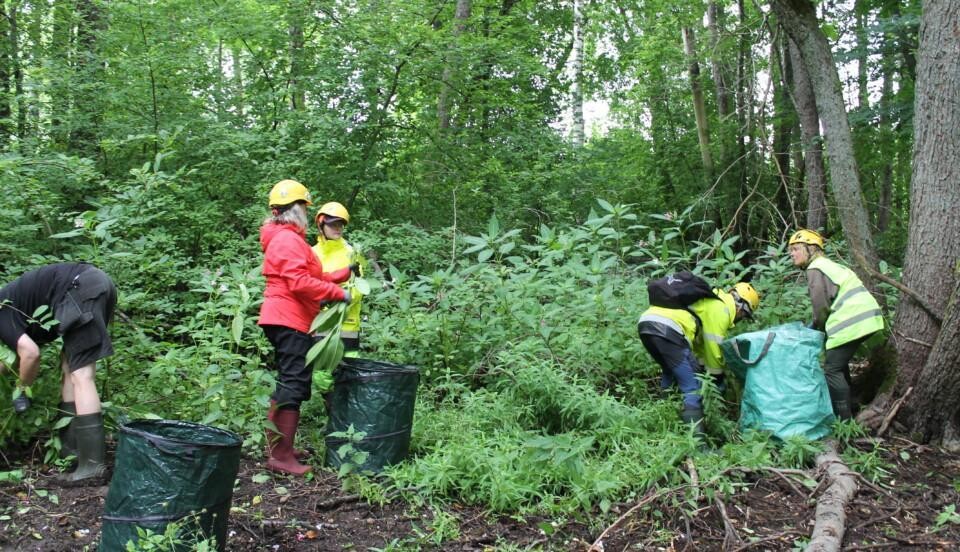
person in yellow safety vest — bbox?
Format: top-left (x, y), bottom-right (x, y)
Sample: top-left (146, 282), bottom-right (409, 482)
top-left (313, 202), bottom-right (363, 356)
top-left (637, 282), bottom-right (760, 440)
top-left (788, 229), bottom-right (884, 420)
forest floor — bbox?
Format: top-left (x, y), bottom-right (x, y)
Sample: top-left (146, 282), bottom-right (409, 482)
top-left (1, 435), bottom-right (958, 551)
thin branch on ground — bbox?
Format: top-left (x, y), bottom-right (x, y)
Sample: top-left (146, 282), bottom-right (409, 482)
top-left (731, 529), bottom-right (804, 551)
top-left (877, 387), bottom-right (912, 437)
top-left (589, 486), bottom-right (684, 551)
top-left (714, 495), bottom-right (742, 549)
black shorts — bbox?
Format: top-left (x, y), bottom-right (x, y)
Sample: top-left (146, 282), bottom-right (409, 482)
top-left (56, 268), bottom-right (117, 371)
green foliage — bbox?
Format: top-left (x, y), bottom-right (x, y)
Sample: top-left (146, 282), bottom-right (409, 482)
top-left (777, 436), bottom-right (823, 469)
top-left (934, 505), bottom-right (960, 532)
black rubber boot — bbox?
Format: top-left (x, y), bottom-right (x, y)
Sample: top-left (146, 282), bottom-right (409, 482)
top-left (831, 399), bottom-right (853, 421)
top-left (55, 413), bottom-right (106, 487)
top-left (58, 401), bottom-right (78, 459)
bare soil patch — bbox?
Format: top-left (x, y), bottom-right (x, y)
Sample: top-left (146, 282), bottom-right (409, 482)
top-left (1, 436), bottom-right (957, 551)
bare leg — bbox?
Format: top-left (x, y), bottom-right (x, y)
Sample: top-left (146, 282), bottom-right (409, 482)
top-left (16, 334), bottom-right (41, 387)
top-left (68, 365), bottom-right (101, 416)
top-left (60, 353), bottom-right (75, 402)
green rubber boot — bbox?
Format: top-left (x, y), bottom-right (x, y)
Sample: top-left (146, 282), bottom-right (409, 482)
top-left (58, 401), bottom-right (78, 459)
top-left (55, 413), bottom-right (107, 487)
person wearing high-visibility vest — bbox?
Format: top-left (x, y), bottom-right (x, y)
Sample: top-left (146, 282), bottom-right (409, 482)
top-left (788, 229), bottom-right (884, 420)
top-left (637, 282), bottom-right (760, 440)
top-left (313, 202), bottom-right (363, 356)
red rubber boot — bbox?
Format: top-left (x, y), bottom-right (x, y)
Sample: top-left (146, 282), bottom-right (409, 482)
top-left (267, 401), bottom-right (308, 460)
top-left (266, 408), bottom-right (312, 476)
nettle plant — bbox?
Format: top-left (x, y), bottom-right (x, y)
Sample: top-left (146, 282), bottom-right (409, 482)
top-left (362, 201), bottom-right (812, 515)
top-left (108, 263), bottom-right (273, 447)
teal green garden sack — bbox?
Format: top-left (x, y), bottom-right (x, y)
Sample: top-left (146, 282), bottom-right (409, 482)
top-left (721, 322), bottom-right (834, 440)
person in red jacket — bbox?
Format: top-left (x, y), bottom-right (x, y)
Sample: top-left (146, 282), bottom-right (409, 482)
top-left (258, 179), bottom-right (352, 475)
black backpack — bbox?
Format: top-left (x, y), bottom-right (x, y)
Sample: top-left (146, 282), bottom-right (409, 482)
top-left (647, 270), bottom-right (719, 310)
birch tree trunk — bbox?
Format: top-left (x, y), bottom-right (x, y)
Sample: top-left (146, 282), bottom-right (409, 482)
top-left (569, 0), bottom-right (585, 147)
top-left (770, 0), bottom-right (879, 283)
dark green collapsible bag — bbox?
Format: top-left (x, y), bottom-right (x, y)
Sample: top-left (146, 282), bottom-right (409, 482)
top-left (325, 358), bottom-right (419, 473)
top-left (722, 322), bottom-right (834, 440)
top-left (100, 420), bottom-right (241, 551)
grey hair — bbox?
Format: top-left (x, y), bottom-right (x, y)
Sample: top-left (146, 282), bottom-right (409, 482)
top-left (265, 202), bottom-right (309, 230)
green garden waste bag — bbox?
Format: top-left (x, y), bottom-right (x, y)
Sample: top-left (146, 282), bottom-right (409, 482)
top-left (100, 420), bottom-right (242, 551)
top-left (722, 322), bottom-right (835, 440)
top-left (325, 358), bottom-right (419, 473)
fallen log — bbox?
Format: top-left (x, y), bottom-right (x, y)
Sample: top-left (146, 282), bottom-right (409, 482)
top-left (805, 440), bottom-right (859, 552)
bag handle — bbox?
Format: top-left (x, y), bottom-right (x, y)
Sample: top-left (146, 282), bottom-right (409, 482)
top-left (145, 434), bottom-right (200, 459)
top-left (731, 332), bottom-right (776, 366)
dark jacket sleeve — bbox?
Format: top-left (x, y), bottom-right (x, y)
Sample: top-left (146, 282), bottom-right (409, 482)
top-left (806, 268), bottom-right (839, 331)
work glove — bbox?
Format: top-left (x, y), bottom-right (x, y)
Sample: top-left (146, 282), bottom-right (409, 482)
top-left (12, 387), bottom-right (30, 414)
top-left (349, 263), bottom-right (361, 277)
top-left (342, 289), bottom-right (352, 303)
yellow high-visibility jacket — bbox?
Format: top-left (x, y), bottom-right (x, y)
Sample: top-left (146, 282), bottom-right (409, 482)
top-left (638, 289), bottom-right (738, 375)
top-left (313, 237), bottom-right (363, 337)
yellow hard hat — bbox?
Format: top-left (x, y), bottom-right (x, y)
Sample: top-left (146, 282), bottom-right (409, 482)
top-left (788, 229), bottom-right (825, 248)
top-left (316, 201), bottom-right (350, 225)
top-left (268, 179), bottom-right (312, 207)
top-left (732, 282), bottom-right (760, 315)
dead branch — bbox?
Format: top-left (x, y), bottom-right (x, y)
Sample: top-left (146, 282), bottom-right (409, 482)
top-left (731, 530), bottom-right (804, 551)
top-left (589, 487), bottom-right (682, 551)
top-left (315, 494), bottom-right (361, 510)
top-left (851, 250), bottom-right (943, 324)
top-left (764, 467), bottom-right (808, 499)
top-left (851, 506), bottom-right (902, 531)
top-left (877, 387), bottom-right (912, 437)
top-left (806, 441), bottom-right (859, 552)
top-left (715, 496), bottom-right (742, 549)
top-left (685, 457), bottom-right (700, 501)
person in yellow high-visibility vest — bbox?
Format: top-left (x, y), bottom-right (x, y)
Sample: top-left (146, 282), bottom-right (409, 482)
top-left (788, 229), bottom-right (884, 420)
top-left (313, 202), bottom-right (363, 356)
top-left (638, 282), bottom-right (759, 441)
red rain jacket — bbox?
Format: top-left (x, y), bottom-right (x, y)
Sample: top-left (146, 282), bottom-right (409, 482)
top-left (258, 223), bottom-right (350, 333)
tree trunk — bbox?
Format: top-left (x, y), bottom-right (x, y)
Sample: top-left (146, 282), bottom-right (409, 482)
top-left (69, 0), bottom-right (103, 157)
top-left (854, 0), bottom-right (870, 111)
top-left (287, 2), bottom-right (306, 111)
top-left (0, 2), bottom-right (11, 142)
top-left (771, 0), bottom-right (879, 285)
top-left (570, 0), bottom-right (585, 147)
top-left (788, 38), bottom-right (827, 231)
top-left (438, 0), bottom-right (470, 131)
top-left (683, 26), bottom-right (712, 180)
top-left (902, 274), bottom-right (960, 446)
top-left (888, 0), bottom-right (960, 433)
top-left (772, 30), bottom-right (795, 223)
top-left (9, 0), bottom-right (24, 142)
top-left (706, 2), bottom-right (730, 120)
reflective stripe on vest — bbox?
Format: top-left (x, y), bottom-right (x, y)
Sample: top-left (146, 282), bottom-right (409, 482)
top-left (808, 256), bottom-right (884, 348)
top-left (638, 313), bottom-right (685, 339)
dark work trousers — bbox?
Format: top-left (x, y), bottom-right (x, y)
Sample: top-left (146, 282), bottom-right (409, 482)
top-left (263, 325), bottom-right (314, 410)
top-left (640, 333), bottom-right (702, 409)
top-left (823, 335), bottom-right (870, 420)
